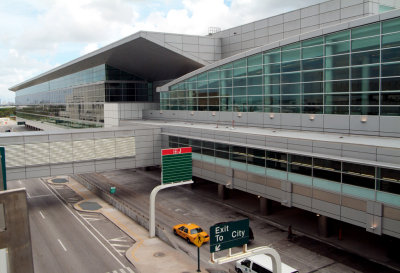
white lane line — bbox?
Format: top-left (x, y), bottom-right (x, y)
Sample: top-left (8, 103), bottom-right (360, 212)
top-left (119, 268), bottom-right (126, 273)
top-left (110, 243), bottom-right (131, 248)
top-left (39, 211), bottom-right (45, 219)
top-left (26, 191), bottom-right (31, 198)
top-left (39, 179), bottom-right (126, 268)
top-left (57, 239), bottom-right (67, 251)
top-left (18, 180), bottom-right (22, 185)
top-left (109, 237), bottom-right (127, 242)
top-left (28, 194), bottom-right (53, 199)
top-left (113, 271), bottom-right (118, 273)
top-left (126, 267), bottom-right (135, 273)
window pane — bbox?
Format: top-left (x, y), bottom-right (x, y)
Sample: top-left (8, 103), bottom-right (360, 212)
top-left (343, 162), bottom-right (375, 176)
top-left (326, 30), bottom-right (350, 43)
top-left (233, 67), bottom-right (246, 77)
top-left (233, 77), bottom-right (246, 86)
top-left (282, 42), bottom-right (300, 50)
top-left (248, 65), bottom-right (262, 76)
top-left (381, 106), bottom-right (400, 116)
top-left (264, 85), bottom-right (280, 95)
top-left (351, 79), bottom-right (379, 92)
top-left (382, 77), bottom-right (400, 91)
top-left (325, 54), bottom-right (349, 68)
top-left (302, 37), bottom-right (323, 47)
top-left (382, 63), bottom-right (400, 77)
top-left (282, 84), bottom-right (300, 94)
top-left (247, 86), bottom-right (262, 95)
top-left (302, 70), bottom-right (323, 82)
top-left (303, 82), bottom-right (323, 93)
top-left (303, 94), bottom-right (323, 105)
top-left (351, 36), bottom-right (380, 52)
top-left (382, 32), bottom-right (400, 48)
top-left (282, 49), bottom-right (300, 62)
top-left (302, 45), bottom-right (323, 59)
top-left (352, 65), bottom-right (379, 79)
top-left (350, 106), bottom-right (379, 115)
top-left (291, 154), bottom-right (312, 165)
top-left (352, 22), bottom-right (380, 39)
top-left (379, 181), bottom-right (400, 194)
top-left (264, 74), bottom-right (280, 85)
top-left (352, 50), bottom-right (380, 65)
top-left (325, 68), bottom-right (349, 81)
top-left (248, 96), bottom-right (263, 105)
top-left (342, 174), bottom-right (375, 189)
top-left (248, 53), bottom-right (262, 66)
top-left (326, 41), bottom-right (350, 55)
top-left (233, 59), bottom-right (246, 68)
top-left (281, 73), bottom-right (300, 83)
top-left (302, 58), bottom-right (323, 70)
top-left (281, 61), bottom-right (300, 72)
top-left (220, 69), bottom-right (232, 78)
top-left (325, 81), bottom-right (349, 93)
top-left (282, 95), bottom-right (300, 105)
top-left (382, 17), bottom-right (400, 34)
top-left (264, 95), bottom-right (280, 105)
top-left (264, 64), bottom-right (280, 74)
top-left (381, 92), bottom-right (400, 105)
top-left (351, 93), bottom-right (379, 105)
top-left (325, 94), bottom-right (349, 105)
top-left (263, 52), bottom-right (280, 64)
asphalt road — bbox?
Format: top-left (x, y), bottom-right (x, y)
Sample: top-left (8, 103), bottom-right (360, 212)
top-left (84, 169), bottom-right (398, 273)
top-left (8, 178), bottom-right (135, 273)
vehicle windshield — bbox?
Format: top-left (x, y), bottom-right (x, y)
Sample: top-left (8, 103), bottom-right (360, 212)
top-left (190, 228), bottom-right (203, 234)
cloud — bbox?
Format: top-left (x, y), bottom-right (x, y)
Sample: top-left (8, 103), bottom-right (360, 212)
top-left (80, 43), bottom-right (99, 56)
top-left (0, 0), bottom-right (328, 102)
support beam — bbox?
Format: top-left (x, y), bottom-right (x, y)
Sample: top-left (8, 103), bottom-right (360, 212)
top-left (218, 184), bottom-right (227, 200)
top-left (149, 180), bottom-right (193, 237)
top-left (318, 215), bottom-right (329, 237)
top-left (259, 197), bottom-right (272, 215)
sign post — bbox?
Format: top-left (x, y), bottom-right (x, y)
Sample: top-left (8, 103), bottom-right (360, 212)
top-left (0, 147), bottom-right (6, 191)
top-left (149, 147), bottom-right (193, 237)
top-left (194, 234), bottom-right (205, 272)
top-left (210, 219), bottom-right (249, 253)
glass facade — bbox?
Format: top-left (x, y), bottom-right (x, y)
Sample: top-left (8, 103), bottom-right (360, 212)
top-left (168, 136), bottom-right (400, 197)
top-left (15, 65), bottom-right (153, 127)
top-left (161, 18), bottom-right (400, 116)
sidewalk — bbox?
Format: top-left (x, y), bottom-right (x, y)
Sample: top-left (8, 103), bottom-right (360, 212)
top-left (64, 177), bottom-right (204, 273)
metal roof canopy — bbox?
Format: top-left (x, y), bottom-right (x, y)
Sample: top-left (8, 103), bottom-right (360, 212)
top-left (9, 33), bottom-right (205, 91)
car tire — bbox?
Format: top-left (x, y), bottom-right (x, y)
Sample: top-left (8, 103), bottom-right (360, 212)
top-left (186, 238), bottom-right (191, 244)
top-left (173, 229), bottom-right (177, 236)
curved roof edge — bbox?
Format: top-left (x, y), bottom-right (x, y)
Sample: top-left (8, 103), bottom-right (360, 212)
top-left (157, 8), bottom-right (400, 92)
top-left (9, 31), bottom-right (215, 91)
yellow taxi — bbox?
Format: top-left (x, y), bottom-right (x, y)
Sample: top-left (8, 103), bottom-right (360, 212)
top-left (173, 223), bottom-right (210, 244)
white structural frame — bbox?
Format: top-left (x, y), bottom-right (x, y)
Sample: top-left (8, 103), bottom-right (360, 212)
top-left (210, 245), bottom-right (282, 273)
top-left (149, 180), bottom-right (194, 238)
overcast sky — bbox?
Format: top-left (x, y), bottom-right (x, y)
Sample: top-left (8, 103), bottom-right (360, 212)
top-left (0, 0), bottom-right (326, 103)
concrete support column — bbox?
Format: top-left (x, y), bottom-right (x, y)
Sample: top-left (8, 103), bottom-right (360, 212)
top-left (218, 184), bottom-right (227, 200)
top-left (259, 197), bottom-right (272, 215)
top-left (318, 215), bottom-right (329, 237)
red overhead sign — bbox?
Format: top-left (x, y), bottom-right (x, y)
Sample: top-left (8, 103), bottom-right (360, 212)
top-left (161, 147), bottom-right (192, 156)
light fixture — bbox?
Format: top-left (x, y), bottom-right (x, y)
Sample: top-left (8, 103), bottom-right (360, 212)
top-left (316, 214), bottom-right (320, 217)
top-left (361, 116), bottom-right (368, 123)
top-left (159, 110), bottom-right (163, 114)
top-left (237, 112), bottom-right (242, 117)
top-left (309, 114), bottom-right (315, 121)
top-left (190, 111), bottom-right (195, 116)
top-left (212, 111), bottom-right (216, 116)
top-left (269, 113), bottom-right (274, 119)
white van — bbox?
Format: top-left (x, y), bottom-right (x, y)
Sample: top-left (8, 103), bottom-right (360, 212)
top-left (235, 254), bottom-right (299, 273)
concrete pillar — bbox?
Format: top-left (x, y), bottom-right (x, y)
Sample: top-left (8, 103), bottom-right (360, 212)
top-left (218, 184), bottom-right (227, 200)
top-left (259, 197), bottom-right (272, 215)
top-left (318, 215), bottom-right (329, 237)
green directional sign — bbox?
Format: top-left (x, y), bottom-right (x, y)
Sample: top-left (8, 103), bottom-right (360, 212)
top-left (0, 147), bottom-right (6, 191)
top-left (161, 147), bottom-right (192, 184)
top-left (210, 219), bottom-right (249, 253)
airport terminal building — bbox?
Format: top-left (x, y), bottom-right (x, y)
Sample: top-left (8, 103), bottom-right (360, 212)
top-left (8, 0), bottom-right (400, 240)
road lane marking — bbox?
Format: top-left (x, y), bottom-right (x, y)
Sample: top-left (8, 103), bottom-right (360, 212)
top-left (18, 180), bottom-right (22, 185)
top-left (113, 271), bottom-right (118, 273)
top-left (109, 237), bottom-right (128, 242)
top-left (28, 194), bottom-right (53, 199)
top-left (126, 267), bottom-right (135, 273)
top-left (58, 239), bottom-right (67, 251)
top-left (119, 268), bottom-right (126, 273)
top-left (39, 211), bottom-right (45, 219)
top-left (26, 191), bottom-right (31, 198)
top-left (40, 179), bottom-right (126, 268)
top-left (110, 243), bottom-right (131, 248)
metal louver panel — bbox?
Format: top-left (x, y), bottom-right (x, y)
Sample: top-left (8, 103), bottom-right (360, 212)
top-left (95, 138), bottom-right (116, 160)
top-left (25, 143), bottom-right (50, 166)
top-left (115, 137), bottom-right (135, 157)
top-left (50, 141), bottom-right (73, 164)
top-left (73, 140), bottom-right (95, 161)
top-left (3, 145), bottom-right (25, 167)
